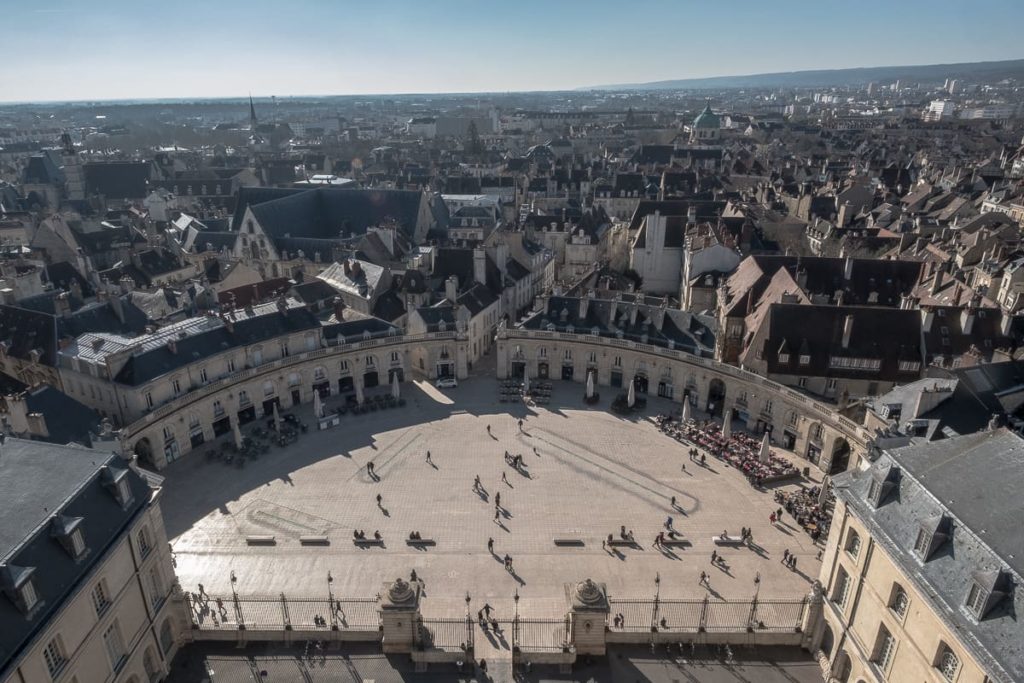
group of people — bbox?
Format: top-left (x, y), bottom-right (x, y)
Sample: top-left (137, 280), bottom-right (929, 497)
top-left (353, 529), bottom-right (381, 541)
top-left (408, 531), bottom-right (424, 540)
top-left (775, 486), bottom-right (832, 540)
top-left (659, 417), bottom-right (800, 487)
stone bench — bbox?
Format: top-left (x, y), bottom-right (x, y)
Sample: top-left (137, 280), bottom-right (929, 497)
top-left (300, 535), bottom-right (329, 545)
top-left (608, 538), bottom-right (638, 548)
top-left (553, 537), bottom-right (585, 547)
top-left (406, 538), bottom-right (436, 547)
top-left (245, 535), bottom-right (276, 545)
top-left (353, 538), bottom-right (384, 547)
top-left (712, 535), bottom-right (745, 546)
top-left (662, 538), bottom-right (690, 548)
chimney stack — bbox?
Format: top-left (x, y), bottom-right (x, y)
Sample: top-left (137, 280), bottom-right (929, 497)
top-left (473, 248), bottom-right (486, 286)
top-left (844, 256), bottom-right (854, 281)
top-left (332, 296), bottom-right (346, 321)
top-left (841, 313), bottom-right (854, 349)
top-left (445, 275), bottom-right (459, 303)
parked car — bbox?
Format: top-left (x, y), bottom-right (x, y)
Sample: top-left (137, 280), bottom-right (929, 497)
top-left (435, 377), bottom-right (458, 389)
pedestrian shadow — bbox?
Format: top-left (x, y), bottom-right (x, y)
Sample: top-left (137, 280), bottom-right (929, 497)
top-left (508, 568), bottom-right (526, 586)
top-left (704, 585), bottom-right (725, 600)
top-left (746, 542), bottom-right (768, 558)
top-left (381, 507), bottom-right (391, 517)
top-left (657, 546), bottom-right (681, 560)
top-left (773, 524), bottom-right (794, 536)
top-left (476, 489), bottom-right (490, 503)
top-left (713, 562), bottom-right (733, 577)
top-left (428, 461), bottom-right (438, 470)
top-left (494, 519), bottom-right (509, 532)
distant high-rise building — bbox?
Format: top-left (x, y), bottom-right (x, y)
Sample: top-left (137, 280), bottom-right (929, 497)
top-left (923, 99), bottom-right (955, 122)
top-left (947, 79), bottom-right (960, 94)
top-left (866, 82), bottom-right (875, 96)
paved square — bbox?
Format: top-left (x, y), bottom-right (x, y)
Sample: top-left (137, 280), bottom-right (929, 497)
top-left (162, 372), bottom-right (823, 619)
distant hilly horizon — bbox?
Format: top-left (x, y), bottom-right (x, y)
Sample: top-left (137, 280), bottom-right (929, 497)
top-left (585, 58), bottom-right (1024, 91)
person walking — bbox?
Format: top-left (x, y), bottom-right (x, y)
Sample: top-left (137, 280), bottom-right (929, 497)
top-left (376, 493), bottom-right (382, 507)
top-left (501, 471), bottom-right (510, 486)
top-left (495, 492), bottom-right (501, 507)
top-left (473, 475), bottom-right (481, 491)
top-left (665, 516), bottom-right (673, 530)
top-left (699, 571), bottom-right (708, 587)
top-left (790, 556), bottom-right (798, 571)
top-left (487, 537), bottom-right (494, 553)
top-left (782, 549), bottom-right (790, 563)
top-left (769, 512), bottom-right (776, 525)
top-left (710, 550), bottom-right (717, 564)
top-left (518, 418), bottom-right (524, 431)
top-left (425, 451), bottom-right (433, 465)
top-left (671, 495), bottom-right (677, 508)
top-left (479, 658), bottom-right (487, 674)
top-left (494, 508), bottom-right (500, 522)
top-left (483, 603), bottom-right (493, 618)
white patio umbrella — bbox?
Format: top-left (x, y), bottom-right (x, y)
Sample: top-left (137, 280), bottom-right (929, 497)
top-left (819, 477), bottom-right (831, 505)
top-left (355, 378), bottom-right (365, 405)
top-left (759, 432), bottom-right (772, 463)
top-left (523, 371), bottom-right (530, 395)
top-left (681, 400), bottom-right (691, 424)
top-left (391, 372), bottom-right (400, 400)
top-left (272, 403), bottom-right (282, 433)
top-left (585, 370), bottom-right (595, 399)
top-left (313, 390), bottom-right (324, 419)
top-left (627, 378), bottom-right (636, 408)
top-left (721, 410), bottom-right (731, 440)
top-left (232, 418), bottom-right (244, 450)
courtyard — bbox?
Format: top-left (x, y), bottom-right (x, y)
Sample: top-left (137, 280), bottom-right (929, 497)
top-left (161, 371), bottom-right (825, 622)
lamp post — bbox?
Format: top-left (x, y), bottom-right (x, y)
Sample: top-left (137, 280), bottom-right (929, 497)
top-left (230, 570), bottom-right (244, 629)
top-left (652, 572), bottom-right (661, 632)
top-left (328, 571), bottom-right (337, 630)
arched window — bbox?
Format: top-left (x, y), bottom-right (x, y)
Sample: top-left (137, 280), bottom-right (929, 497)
top-left (845, 529), bottom-right (862, 559)
top-left (889, 583), bottom-right (909, 617)
top-left (313, 366), bottom-right (327, 381)
top-left (159, 619), bottom-right (174, 654)
top-left (936, 644), bottom-right (960, 681)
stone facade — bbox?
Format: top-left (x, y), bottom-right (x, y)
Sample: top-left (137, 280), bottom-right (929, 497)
top-left (496, 326), bottom-right (871, 475)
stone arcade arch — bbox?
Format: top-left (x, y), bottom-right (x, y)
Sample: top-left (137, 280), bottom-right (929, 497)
top-left (830, 437), bottom-right (851, 475)
top-left (133, 437), bottom-right (154, 468)
top-left (707, 378), bottom-right (727, 416)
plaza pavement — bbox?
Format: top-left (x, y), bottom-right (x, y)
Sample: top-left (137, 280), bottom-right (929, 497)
top-left (161, 370), bottom-right (824, 621)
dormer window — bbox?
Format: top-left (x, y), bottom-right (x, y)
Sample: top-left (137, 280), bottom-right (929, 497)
top-left (778, 352), bottom-right (790, 364)
top-left (964, 569), bottom-right (1011, 621)
top-left (965, 582), bottom-right (988, 616)
top-left (102, 465), bottom-right (134, 508)
top-left (0, 563), bottom-right (38, 614)
top-left (799, 354), bottom-right (810, 365)
top-left (51, 515), bottom-right (87, 559)
top-left (913, 514), bottom-right (951, 562)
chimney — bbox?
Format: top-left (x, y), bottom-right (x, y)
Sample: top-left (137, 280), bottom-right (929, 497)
top-left (796, 268), bottom-right (808, 290)
top-left (841, 313), bottom-right (854, 349)
top-left (843, 256), bottom-right (854, 281)
top-left (930, 271), bottom-right (943, 295)
top-left (578, 290), bottom-right (591, 320)
top-left (961, 307), bottom-right (976, 335)
top-left (629, 303), bottom-right (639, 326)
top-left (109, 294), bottom-right (125, 324)
top-left (445, 275), bottom-right (459, 303)
top-left (687, 205), bottom-right (697, 226)
top-left (651, 299), bottom-right (668, 330)
top-left (922, 307), bottom-right (934, 333)
top-left (167, 339), bottom-right (177, 355)
top-left (332, 296), bottom-right (346, 321)
top-left (54, 291), bottom-right (71, 317)
top-left (1001, 311), bottom-right (1013, 336)
top-left (473, 248), bottom-right (486, 286)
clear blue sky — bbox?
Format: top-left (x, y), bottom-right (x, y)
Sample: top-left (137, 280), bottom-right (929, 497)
top-left (3, 0), bottom-right (1022, 102)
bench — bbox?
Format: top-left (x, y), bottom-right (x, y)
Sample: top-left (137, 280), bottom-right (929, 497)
top-left (354, 538), bottom-right (384, 546)
top-left (712, 535), bottom-right (745, 546)
top-left (406, 538), bottom-right (436, 547)
top-left (662, 538), bottom-right (690, 548)
top-left (553, 538), bottom-right (585, 547)
top-left (608, 538), bottom-right (637, 548)
top-left (300, 535), bottom-right (330, 546)
top-left (245, 535), bottom-right (276, 545)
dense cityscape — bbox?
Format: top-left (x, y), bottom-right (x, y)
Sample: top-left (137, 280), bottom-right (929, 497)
top-left (2, 11), bottom-right (1024, 682)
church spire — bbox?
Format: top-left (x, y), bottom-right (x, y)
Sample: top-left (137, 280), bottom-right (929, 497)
top-left (249, 94), bottom-right (258, 130)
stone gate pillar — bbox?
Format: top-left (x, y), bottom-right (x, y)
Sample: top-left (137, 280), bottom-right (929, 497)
top-left (801, 580), bottom-right (825, 652)
top-left (379, 578), bottom-right (420, 653)
top-left (566, 579), bottom-right (610, 656)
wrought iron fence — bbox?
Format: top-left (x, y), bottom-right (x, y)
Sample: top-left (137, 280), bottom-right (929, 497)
top-left (416, 616), bottom-right (473, 652)
top-left (186, 594), bottom-right (379, 632)
top-left (513, 617), bottom-right (572, 652)
top-left (609, 596), bottom-right (807, 634)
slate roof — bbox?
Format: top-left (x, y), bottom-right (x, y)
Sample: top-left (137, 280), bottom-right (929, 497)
top-left (0, 442), bottom-right (150, 677)
top-left (627, 200), bottom-right (726, 231)
top-left (230, 187), bottom-right (306, 231)
top-left (457, 283), bottom-right (499, 316)
top-left (521, 295), bottom-right (716, 357)
top-left (835, 430), bottom-right (1024, 682)
top-left (90, 299), bottom-right (320, 386)
top-left (433, 248), bottom-right (502, 295)
top-left (16, 384), bottom-right (102, 446)
top-left (248, 188), bottom-right (425, 241)
top-left (751, 304), bottom-right (923, 382)
top-left (320, 315), bottom-right (401, 343)
top-left (83, 162), bottom-right (149, 200)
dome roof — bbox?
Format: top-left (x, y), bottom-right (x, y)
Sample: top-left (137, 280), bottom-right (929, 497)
top-left (693, 103), bottom-right (720, 129)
